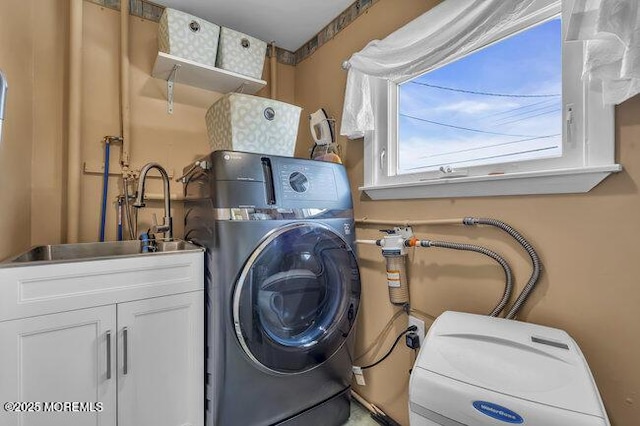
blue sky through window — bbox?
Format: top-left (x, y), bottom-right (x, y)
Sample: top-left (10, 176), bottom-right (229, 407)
top-left (398, 18), bottom-right (562, 174)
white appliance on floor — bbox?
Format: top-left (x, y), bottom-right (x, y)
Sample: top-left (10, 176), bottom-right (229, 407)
top-left (409, 311), bottom-right (610, 425)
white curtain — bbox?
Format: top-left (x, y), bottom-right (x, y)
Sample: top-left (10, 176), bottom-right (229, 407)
top-left (340, 0), bottom-right (538, 140)
top-left (566, 0), bottom-right (640, 104)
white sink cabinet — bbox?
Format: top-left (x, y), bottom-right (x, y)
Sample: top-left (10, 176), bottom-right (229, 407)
top-left (0, 305), bottom-right (118, 426)
top-left (0, 247), bottom-right (204, 426)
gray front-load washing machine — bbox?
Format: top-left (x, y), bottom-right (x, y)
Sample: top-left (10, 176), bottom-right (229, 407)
top-left (183, 151), bottom-right (361, 426)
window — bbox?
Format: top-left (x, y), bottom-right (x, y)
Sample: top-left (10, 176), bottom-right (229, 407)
top-left (398, 18), bottom-right (562, 174)
top-left (362, 0), bottom-right (621, 200)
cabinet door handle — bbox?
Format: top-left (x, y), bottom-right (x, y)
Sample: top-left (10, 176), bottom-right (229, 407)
top-left (123, 327), bottom-right (128, 375)
top-left (106, 330), bottom-right (112, 380)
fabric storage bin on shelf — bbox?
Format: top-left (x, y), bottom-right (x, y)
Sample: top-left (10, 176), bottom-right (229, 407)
top-left (216, 28), bottom-right (267, 79)
top-left (158, 8), bottom-right (220, 67)
top-left (205, 93), bottom-right (301, 157)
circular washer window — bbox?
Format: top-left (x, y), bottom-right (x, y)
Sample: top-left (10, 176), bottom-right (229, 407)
top-left (232, 222), bottom-right (360, 375)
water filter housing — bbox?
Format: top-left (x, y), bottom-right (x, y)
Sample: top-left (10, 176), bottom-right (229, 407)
top-left (409, 311), bottom-right (610, 426)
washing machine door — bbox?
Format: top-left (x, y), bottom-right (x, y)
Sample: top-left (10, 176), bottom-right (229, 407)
top-left (232, 222), bottom-right (360, 375)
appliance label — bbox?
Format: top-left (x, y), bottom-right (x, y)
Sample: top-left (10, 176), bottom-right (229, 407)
top-left (472, 401), bottom-right (524, 424)
top-left (387, 270), bottom-right (401, 287)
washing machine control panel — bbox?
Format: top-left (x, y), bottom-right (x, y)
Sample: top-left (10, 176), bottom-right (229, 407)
top-left (278, 162), bottom-right (338, 202)
top-left (206, 151), bottom-right (352, 209)
top-left (288, 171), bottom-right (309, 193)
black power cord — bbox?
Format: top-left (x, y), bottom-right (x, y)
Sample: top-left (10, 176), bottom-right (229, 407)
top-left (310, 142), bottom-right (319, 159)
top-left (370, 411), bottom-right (402, 426)
top-left (360, 325), bottom-right (417, 370)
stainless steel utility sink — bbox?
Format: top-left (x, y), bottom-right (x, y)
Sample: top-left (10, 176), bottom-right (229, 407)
top-left (1, 239), bottom-right (203, 266)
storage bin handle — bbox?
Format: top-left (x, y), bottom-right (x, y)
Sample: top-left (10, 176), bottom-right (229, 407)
top-left (189, 20), bottom-right (200, 33)
top-left (264, 107), bottom-right (275, 121)
top-left (241, 38), bottom-right (251, 49)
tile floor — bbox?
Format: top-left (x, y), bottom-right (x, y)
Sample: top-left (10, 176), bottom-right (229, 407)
top-left (344, 400), bottom-right (380, 425)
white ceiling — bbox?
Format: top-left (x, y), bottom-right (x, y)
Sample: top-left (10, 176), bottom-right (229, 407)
top-left (153, 0), bottom-right (356, 52)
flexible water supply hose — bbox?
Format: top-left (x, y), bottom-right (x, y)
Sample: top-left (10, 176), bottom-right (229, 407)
top-left (99, 141), bottom-right (111, 242)
top-left (357, 237), bottom-right (512, 316)
top-left (463, 217), bottom-right (541, 319)
top-left (0, 69), bottom-right (7, 144)
top-left (122, 176), bottom-right (137, 240)
top-left (412, 240), bottom-right (513, 318)
top-left (116, 197), bottom-right (124, 241)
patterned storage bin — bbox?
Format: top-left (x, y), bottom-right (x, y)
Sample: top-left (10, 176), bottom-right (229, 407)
top-left (205, 94), bottom-right (301, 157)
top-left (215, 27), bottom-right (267, 79)
top-left (158, 8), bottom-right (220, 67)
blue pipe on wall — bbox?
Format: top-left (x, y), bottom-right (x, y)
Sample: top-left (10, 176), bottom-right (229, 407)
top-left (99, 141), bottom-right (111, 242)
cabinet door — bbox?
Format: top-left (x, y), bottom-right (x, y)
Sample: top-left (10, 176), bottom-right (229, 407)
top-left (118, 291), bottom-right (204, 426)
top-left (0, 305), bottom-right (117, 426)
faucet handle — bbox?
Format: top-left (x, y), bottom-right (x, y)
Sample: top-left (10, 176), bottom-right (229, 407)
top-left (151, 213), bottom-right (159, 233)
top-left (150, 212), bottom-right (170, 236)
top-left (132, 193), bottom-right (145, 208)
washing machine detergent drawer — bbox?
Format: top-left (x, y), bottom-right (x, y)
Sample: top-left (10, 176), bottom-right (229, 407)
top-left (410, 368), bottom-right (608, 425)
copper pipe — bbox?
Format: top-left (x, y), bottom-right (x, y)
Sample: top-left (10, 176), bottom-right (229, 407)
top-left (120, 0), bottom-right (131, 167)
top-left (269, 42), bottom-right (277, 99)
top-left (66, 0), bottom-right (83, 243)
top-left (355, 217), bottom-right (464, 226)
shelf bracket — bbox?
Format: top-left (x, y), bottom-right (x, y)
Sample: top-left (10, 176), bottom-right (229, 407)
top-left (234, 82), bottom-right (247, 94)
top-left (167, 64), bottom-right (181, 114)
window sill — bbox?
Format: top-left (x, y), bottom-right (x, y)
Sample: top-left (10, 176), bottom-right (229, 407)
top-left (360, 165), bottom-right (622, 200)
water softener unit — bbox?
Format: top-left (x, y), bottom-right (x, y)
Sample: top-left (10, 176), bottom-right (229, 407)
top-left (409, 311), bottom-right (610, 426)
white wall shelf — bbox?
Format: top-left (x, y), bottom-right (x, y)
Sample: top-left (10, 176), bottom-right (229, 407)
top-left (151, 52), bottom-right (266, 107)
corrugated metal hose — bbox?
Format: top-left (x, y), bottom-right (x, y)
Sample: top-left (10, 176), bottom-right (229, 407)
top-left (418, 240), bottom-right (513, 317)
top-left (463, 217), bottom-right (541, 319)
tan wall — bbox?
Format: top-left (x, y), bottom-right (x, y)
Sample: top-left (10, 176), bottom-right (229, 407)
top-left (77, 3), bottom-right (296, 243)
top-left (26, 2), bottom-right (296, 245)
top-left (6, 0), bottom-right (639, 424)
top-left (79, 3), bottom-right (213, 242)
top-left (0, 0), bottom-right (68, 253)
top-left (0, 0), bottom-right (35, 259)
top-left (295, 1), bottom-right (640, 425)
top-left (31, 0), bottom-right (68, 246)
top-left (7, 1), bottom-right (299, 247)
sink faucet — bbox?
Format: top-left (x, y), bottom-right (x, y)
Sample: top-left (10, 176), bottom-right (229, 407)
top-left (133, 162), bottom-right (173, 240)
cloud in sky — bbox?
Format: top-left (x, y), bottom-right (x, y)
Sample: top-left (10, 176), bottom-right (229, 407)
top-left (398, 133), bottom-right (561, 172)
top-left (438, 100), bottom-right (517, 115)
top-left (397, 18), bottom-right (562, 174)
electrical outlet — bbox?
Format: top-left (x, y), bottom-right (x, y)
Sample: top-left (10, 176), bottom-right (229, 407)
top-left (408, 315), bottom-right (425, 346)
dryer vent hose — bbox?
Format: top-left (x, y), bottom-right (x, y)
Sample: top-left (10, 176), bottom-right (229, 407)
top-left (385, 255), bottom-right (409, 305)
